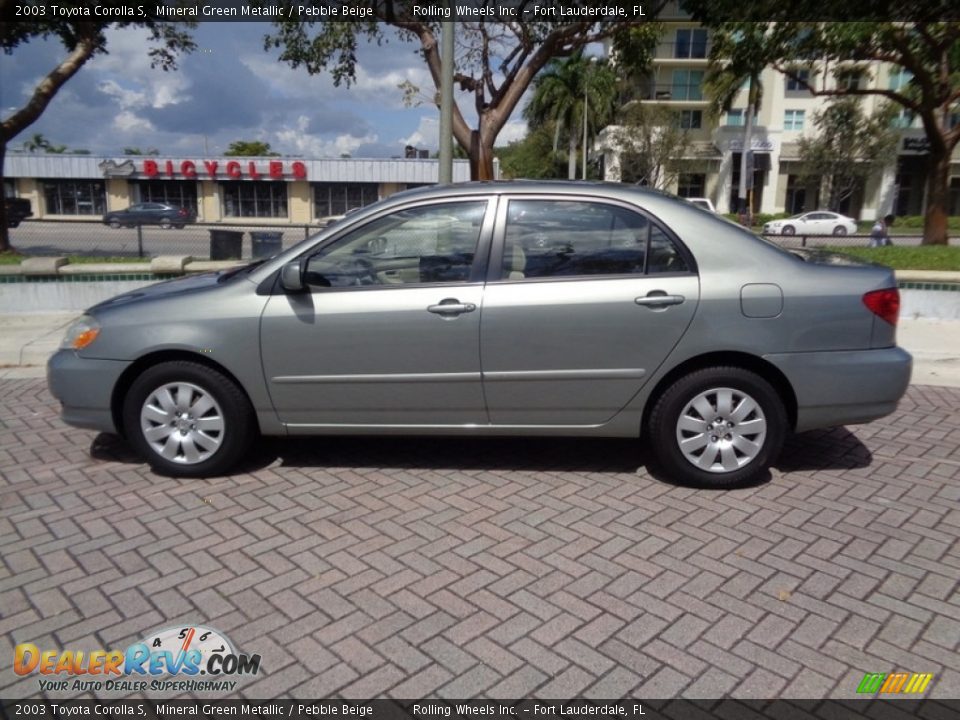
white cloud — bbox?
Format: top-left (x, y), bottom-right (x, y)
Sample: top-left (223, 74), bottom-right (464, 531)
top-left (497, 119), bottom-right (528, 145)
top-left (113, 111), bottom-right (155, 133)
top-left (400, 116), bottom-right (439, 150)
top-left (274, 115), bottom-right (378, 157)
top-left (88, 27), bottom-right (188, 108)
top-left (97, 80), bottom-right (147, 110)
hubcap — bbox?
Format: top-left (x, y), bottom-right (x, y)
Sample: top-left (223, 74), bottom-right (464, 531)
top-left (675, 387), bottom-right (767, 474)
top-left (140, 382), bottom-right (224, 465)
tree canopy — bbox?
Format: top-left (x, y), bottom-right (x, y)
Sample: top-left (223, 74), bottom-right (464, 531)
top-left (0, 9), bottom-right (195, 250)
top-left (224, 140), bottom-right (281, 157)
top-left (265, 5), bottom-right (664, 179)
top-left (685, 5), bottom-right (960, 242)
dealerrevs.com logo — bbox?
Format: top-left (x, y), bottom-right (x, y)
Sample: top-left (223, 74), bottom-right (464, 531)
top-left (14, 625), bottom-right (261, 693)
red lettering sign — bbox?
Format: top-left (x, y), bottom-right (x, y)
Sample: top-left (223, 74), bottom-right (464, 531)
top-left (247, 161), bottom-right (261, 179)
top-left (204, 161), bottom-right (218, 178)
top-left (269, 161), bottom-right (283, 179)
top-left (143, 160), bottom-right (158, 177)
top-left (226, 161), bottom-right (242, 179)
top-left (164, 160), bottom-right (175, 178)
top-left (181, 161), bottom-right (197, 178)
top-left (139, 159), bottom-right (308, 180)
top-left (292, 161), bottom-right (307, 179)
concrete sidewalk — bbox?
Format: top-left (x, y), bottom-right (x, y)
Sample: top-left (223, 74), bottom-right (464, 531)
top-left (1, 311), bottom-right (958, 387)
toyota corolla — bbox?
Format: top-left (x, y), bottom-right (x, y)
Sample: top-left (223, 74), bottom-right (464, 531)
top-left (48, 182), bottom-right (911, 488)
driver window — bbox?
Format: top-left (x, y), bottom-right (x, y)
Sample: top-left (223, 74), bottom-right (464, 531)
top-left (304, 201), bottom-right (487, 288)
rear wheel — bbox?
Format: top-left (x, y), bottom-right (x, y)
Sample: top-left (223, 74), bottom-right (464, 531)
top-left (647, 366), bottom-right (786, 488)
top-left (782, 225), bottom-right (796, 235)
top-left (833, 226), bottom-right (848, 236)
top-left (122, 361), bottom-right (255, 477)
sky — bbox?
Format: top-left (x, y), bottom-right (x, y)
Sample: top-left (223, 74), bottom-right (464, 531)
top-left (1, 23), bottom-right (530, 159)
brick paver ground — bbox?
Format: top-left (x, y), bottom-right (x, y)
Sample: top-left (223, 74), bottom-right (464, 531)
top-left (1, 379), bottom-right (958, 699)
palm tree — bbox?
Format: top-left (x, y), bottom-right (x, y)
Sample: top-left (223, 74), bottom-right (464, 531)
top-left (524, 52), bottom-right (618, 179)
top-left (705, 26), bottom-right (769, 216)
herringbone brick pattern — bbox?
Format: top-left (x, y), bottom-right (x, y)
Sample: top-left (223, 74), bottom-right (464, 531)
top-left (1, 379), bottom-right (958, 699)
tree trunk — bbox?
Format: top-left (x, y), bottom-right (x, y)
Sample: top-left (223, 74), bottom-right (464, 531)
top-left (922, 148), bottom-right (951, 246)
top-left (469, 130), bottom-right (496, 181)
top-left (0, 141), bottom-right (10, 253)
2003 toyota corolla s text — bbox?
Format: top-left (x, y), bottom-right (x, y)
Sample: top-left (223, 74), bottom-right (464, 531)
top-left (48, 182), bottom-right (911, 488)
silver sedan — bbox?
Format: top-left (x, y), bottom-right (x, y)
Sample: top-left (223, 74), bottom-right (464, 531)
top-left (48, 182), bottom-right (911, 488)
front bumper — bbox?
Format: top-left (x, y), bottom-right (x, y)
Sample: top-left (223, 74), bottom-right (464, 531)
top-left (764, 346), bottom-right (912, 432)
top-left (47, 350), bottom-right (131, 434)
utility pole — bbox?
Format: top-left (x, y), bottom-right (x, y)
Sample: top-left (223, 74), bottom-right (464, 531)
top-left (438, 9), bottom-right (455, 184)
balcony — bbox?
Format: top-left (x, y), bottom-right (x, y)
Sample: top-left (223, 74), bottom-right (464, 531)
top-left (652, 41), bottom-right (711, 62)
top-left (626, 82), bottom-right (708, 104)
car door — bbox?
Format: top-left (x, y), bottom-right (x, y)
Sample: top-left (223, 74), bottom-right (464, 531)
top-left (479, 196), bottom-right (700, 426)
top-left (260, 198), bottom-right (494, 428)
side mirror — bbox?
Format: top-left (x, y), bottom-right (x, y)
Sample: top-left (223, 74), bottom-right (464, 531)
top-left (280, 259), bottom-right (305, 293)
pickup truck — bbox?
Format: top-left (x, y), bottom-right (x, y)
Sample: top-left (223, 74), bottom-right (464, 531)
top-left (5, 197), bottom-right (33, 228)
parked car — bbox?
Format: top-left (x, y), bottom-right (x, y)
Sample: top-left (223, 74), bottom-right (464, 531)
top-left (763, 211), bottom-right (858, 236)
top-left (103, 203), bottom-right (196, 229)
top-left (685, 197), bottom-right (716, 213)
top-left (4, 197), bottom-right (32, 228)
top-left (49, 182), bottom-right (911, 487)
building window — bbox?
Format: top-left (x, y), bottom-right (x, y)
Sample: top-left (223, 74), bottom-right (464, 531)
top-left (785, 69), bottom-right (810, 92)
top-left (784, 109), bottom-right (806, 131)
top-left (42, 180), bottom-right (106, 215)
top-left (677, 173), bottom-right (706, 198)
top-left (674, 29), bottom-right (707, 59)
top-left (725, 109), bottom-right (745, 127)
top-left (136, 180), bottom-right (198, 213)
top-left (837, 71), bottom-right (861, 91)
top-left (890, 109), bottom-right (915, 129)
top-left (313, 182), bottom-right (379, 218)
top-left (889, 67), bottom-right (913, 91)
top-left (221, 181), bottom-right (288, 218)
top-left (671, 70), bottom-right (704, 101)
top-left (677, 110), bottom-right (702, 129)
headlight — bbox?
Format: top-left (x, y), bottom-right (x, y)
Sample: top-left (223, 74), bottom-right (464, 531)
top-left (61, 315), bottom-right (101, 350)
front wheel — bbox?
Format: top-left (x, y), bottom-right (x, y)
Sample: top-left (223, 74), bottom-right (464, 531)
top-left (160, 218), bottom-right (172, 229)
top-left (122, 361), bottom-right (256, 477)
top-left (647, 367), bottom-right (787, 488)
top-left (833, 226), bottom-right (848, 236)
top-left (109, 218), bottom-right (121, 229)
top-left (781, 225), bottom-right (796, 236)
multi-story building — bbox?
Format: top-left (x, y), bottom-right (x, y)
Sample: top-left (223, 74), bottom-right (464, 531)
top-left (599, 16), bottom-right (960, 220)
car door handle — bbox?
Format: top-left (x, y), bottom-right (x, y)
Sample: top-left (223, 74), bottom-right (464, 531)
top-left (427, 299), bottom-right (477, 316)
top-left (635, 293), bottom-right (685, 308)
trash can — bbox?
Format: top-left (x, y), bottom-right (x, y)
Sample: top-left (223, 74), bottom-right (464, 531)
top-left (250, 231), bottom-right (283, 259)
top-left (209, 229), bottom-right (243, 260)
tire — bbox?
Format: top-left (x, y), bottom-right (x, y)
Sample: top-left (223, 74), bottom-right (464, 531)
top-left (160, 218), bottom-right (172, 229)
top-left (109, 218), bottom-right (121, 229)
top-left (647, 366), bottom-right (787, 489)
top-left (174, 224), bottom-right (185, 230)
top-left (122, 361), bottom-right (256, 477)
top-left (833, 226), bottom-right (848, 236)
top-left (782, 225), bottom-right (796, 236)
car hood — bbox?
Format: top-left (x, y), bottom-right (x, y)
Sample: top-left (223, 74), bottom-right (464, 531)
top-left (87, 271), bottom-right (227, 313)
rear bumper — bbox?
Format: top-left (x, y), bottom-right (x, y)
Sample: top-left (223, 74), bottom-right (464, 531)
top-left (764, 346), bottom-right (912, 432)
top-left (47, 350), bottom-right (130, 434)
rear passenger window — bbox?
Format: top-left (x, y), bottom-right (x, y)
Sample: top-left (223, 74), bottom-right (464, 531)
top-left (500, 199), bottom-right (687, 280)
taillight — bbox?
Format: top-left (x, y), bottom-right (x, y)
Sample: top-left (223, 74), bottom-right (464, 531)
top-left (179, 208), bottom-right (188, 216)
top-left (863, 288), bottom-right (900, 326)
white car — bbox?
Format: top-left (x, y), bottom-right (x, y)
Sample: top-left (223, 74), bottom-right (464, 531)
top-left (764, 211), bottom-right (858, 236)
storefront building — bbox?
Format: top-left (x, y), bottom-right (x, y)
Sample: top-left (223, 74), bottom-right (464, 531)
top-left (3, 155), bottom-right (473, 224)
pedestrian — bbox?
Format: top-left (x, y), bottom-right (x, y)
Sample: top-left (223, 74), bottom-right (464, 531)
top-left (869, 214), bottom-right (895, 247)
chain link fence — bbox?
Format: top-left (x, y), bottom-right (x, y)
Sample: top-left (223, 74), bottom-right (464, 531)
top-left (5, 218), bottom-right (929, 260)
top-left (6, 220), bottom-right (325, 260)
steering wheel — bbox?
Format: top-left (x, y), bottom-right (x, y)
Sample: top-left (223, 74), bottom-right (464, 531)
top-left (345, 256), bottom-right (378, 286)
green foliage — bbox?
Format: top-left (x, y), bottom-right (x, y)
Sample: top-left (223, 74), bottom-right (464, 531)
top-left (495, 124), bottom-right (567, 180)
top-left (797, 97), bottom-right (899, 211)
top-left (825, 245), bottom-right (960, 271)
top-left (608, 103), bottom-right (691, 188)
top-left (224, 141), bottom-right (280, 157)
top-left (123, 147), bottom-right (160, 156)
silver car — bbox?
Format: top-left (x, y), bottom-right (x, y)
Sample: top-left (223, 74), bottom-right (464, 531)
top-left (48, 182), bottom-right (911, 488)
